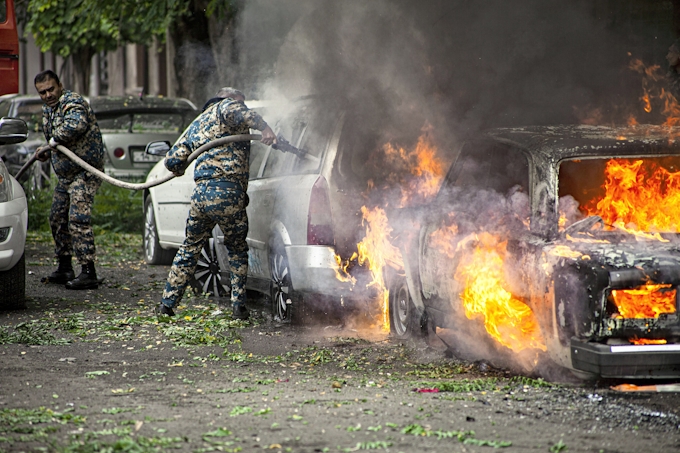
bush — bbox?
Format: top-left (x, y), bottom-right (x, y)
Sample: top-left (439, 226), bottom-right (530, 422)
top-left (26, 179), bottom-right (143, 234)
top-left (92, 182), bottom-right (143, 233)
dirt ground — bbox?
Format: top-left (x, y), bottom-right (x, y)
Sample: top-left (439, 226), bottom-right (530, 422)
top-left (1, 235), bottom-right (680, 453)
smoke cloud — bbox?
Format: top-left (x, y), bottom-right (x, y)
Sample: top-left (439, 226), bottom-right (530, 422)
top-left (228, 1), bottom-right (673, 377)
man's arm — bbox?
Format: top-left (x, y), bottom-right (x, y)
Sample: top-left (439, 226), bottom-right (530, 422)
top-left (219, 101), bottom-right (276, 144)
top-left (164, 123), bottom-right (198, 176)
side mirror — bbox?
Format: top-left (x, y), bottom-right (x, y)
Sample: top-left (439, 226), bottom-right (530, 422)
top-left (0, 117), bottom-right (28, 145)
top-left (145, 140), bottom-right (171, 156)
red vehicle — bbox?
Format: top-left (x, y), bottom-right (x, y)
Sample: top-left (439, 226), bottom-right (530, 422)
top-left (0, 0), bottom-right (19, 95)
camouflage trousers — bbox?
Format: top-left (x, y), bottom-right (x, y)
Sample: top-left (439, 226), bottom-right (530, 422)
top-left (50, 172), bottom-right (101, 264)
top-left (162, 181), bottom-right (249, 308)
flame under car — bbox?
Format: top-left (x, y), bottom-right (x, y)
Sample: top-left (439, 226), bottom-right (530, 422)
top-left (394, 125), bottom-right (680, 379)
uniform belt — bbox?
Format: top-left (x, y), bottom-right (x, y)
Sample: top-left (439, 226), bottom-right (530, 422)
top-left (197, 179), bottom-right (244, 192)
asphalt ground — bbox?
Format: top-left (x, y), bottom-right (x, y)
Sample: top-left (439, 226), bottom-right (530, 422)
top-left (1, 233), bottom-right (679, 452)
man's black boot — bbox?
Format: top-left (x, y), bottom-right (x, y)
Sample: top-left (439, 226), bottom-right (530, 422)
top-left (232, 303), bottom-right (250, 320)
top-left (155, 303), bottom-right (175, 317)
top-left (65, 261), bottom-right (99, 290)
top-left (42, 255), bottom-right (75, 284)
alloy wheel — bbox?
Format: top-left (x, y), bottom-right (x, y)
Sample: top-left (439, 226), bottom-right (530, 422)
top-left (270, 250), bottom-right (292, 322)
top-left (194, 238), bottom-right (230, 297)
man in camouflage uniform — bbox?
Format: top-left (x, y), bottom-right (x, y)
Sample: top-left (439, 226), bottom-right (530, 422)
top-left (158, 87), bottom-right (276, 319)
top-left (34, 70), bottom-right (104, 290)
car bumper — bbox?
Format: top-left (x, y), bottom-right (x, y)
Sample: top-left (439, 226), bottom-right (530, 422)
top-left (570, 338), bottom-right (680, 378)
top-left (286, 245), bottom-right (354, 295)
top-left (0, 189), bottom-right (28, 271)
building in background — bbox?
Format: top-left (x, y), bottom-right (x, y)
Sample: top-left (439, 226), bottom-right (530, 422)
top-left (16, 28), bottom-right (177, 99)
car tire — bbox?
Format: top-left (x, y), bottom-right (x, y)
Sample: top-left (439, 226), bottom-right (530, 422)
top-left (0, 254), bottom-right (26, 310)
top-left (388, 275), bottom-right (421, 340)
top-left (269, 244), bottom-right (302, 323)
top-left (143, 198), bottom-right (175, 265)
top-left (191, 235), bottom-right (230, 298)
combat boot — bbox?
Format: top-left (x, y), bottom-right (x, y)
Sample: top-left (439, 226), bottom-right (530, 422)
top-left (42, 255), bottom-right (75, 284)
top-left (232, 303), bottom-right (250, 320)
top-left (155, 303), bottom-right (175, 317)
top-left (65, 261), bottom-right (99, 290)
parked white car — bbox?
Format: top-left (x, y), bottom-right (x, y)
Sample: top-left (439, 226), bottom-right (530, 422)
top-left (142, 99), bottom-right (364, 323)
top-left (0, 117), bottom-right (28, 309)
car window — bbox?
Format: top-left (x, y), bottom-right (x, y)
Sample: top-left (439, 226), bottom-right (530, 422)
top-left (0, 1), bottom-right (5, 23)
top-left (249, 141), bottom-right (268, 180)
top-left (262, 118), bottom-right (302, 178)
top-left (0, 100), bottom-right (10, 118)
top-left (15, 101), bottom-right (44, 132)
top-left (97, 112), bottom-right (188, 133)
top-left (289, 113), bottom-right (336, 175)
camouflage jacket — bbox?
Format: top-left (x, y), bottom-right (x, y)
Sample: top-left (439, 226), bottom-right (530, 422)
top-left (165, 98), bottom-right (268, 191)
top-left (42, 90), bottom-right (105, 181)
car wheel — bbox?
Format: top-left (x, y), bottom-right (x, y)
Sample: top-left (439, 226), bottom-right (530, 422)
top-left (143, 198), bottom-right (175, 265)
top-left (0, 254), bottom-right (26, 310)
top-left (192, 236), bottom-right (230, 297)
top-left (389, 275), bottom-right (420, 339)
top-left (269, 245), bottom-right (301, 323)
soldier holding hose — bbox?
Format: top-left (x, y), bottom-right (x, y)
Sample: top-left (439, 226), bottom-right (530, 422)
top-left (157, 87), bottom-right (276, 320)
top-left (34, 69), bottom-right (104, 290)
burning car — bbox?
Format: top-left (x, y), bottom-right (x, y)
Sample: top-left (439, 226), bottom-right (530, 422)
top-left (387, 124), bottom-right (680, 379)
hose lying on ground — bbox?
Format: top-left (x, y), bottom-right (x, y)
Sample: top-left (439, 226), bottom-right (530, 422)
top-left (14, 134), bottom-right (263, 190)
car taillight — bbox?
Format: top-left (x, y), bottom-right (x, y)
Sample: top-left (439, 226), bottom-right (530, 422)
top-left (307, 176), bottom-right (334, 246)
top-left (113, 147), bottom-right (125, 159)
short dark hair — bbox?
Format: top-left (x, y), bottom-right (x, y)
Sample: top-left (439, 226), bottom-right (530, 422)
top-left (34, 70), bottom-right (60, 86)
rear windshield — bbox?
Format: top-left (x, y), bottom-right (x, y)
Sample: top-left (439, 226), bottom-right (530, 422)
top-left (97, 112), bottom-right (190, 133)
top-left (559, 156), bottom-right (680, 233)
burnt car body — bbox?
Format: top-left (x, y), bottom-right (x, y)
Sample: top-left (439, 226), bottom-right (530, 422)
top-left (90, 95), bottom-right (197, 179)
top-left (392, 125), bottom-right (680, 379)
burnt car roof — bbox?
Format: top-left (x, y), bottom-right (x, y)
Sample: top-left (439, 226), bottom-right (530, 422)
top-left (485, 125), bottom-right (680, 161)
top-left (89, 95), bottom-right (197, 116)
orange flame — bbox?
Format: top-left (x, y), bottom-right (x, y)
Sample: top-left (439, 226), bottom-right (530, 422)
top-left (629, 337), bottom-right (668, 345)
top-left (383, 134), bottom-right (446, 207)
top-left (453, 233), bottom-right (546, 352)
top-left (584, 159), bottom-right (680, 238)
top-left (333, 207), bottom-right (404, 331)
top-left (611, 284), bottom-right (676, 319)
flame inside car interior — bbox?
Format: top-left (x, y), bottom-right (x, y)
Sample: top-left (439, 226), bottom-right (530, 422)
top-left (610, 284), bottom-right (677, 320)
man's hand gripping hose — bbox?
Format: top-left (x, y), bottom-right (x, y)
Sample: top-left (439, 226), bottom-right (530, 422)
top-left (14, 134), bottom-right (300, 190)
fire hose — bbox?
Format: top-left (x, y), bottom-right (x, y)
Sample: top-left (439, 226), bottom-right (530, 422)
top-left (14, 134), bottom-right (305, 191)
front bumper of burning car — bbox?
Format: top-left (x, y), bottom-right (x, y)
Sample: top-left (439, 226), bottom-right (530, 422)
top-left (570, 338), bottom-right (680, 378)
top-left (286, 245), bottom-right (354, 295)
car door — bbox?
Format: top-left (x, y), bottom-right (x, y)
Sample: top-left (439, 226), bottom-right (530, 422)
top-left (245, 118), bottom-right (300, 281)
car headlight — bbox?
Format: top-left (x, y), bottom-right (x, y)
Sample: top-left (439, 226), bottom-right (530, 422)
top-left (0, 160), bottom-right (14, 202)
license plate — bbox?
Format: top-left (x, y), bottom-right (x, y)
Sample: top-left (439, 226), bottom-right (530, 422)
top-left (132, 151), bottom-right (163, 163)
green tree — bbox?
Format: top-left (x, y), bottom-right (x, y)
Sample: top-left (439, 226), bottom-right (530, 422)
top-left (25, 0), bottom-right (189, 93)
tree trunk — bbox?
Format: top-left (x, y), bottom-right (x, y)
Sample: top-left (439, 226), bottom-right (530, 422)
top-left (70, 48), bottom-right (95, 95)
top-left (207, 1), bottom-right (243, 91)
top-left (169, 0), bottom-right (217, 106)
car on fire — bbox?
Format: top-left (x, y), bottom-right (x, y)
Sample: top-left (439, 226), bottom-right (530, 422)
top-left (90, 95), bottom-right (198, 179)
top-left (388, 124), bottom-right (680, 379)
top-left (0, 116), bottom-right (28, 310)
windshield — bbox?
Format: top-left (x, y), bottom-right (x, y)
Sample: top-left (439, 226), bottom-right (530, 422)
top-left (558, 156), bottom-right (680, 235)
top-left (97, 112), bottom-right (190, 133)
